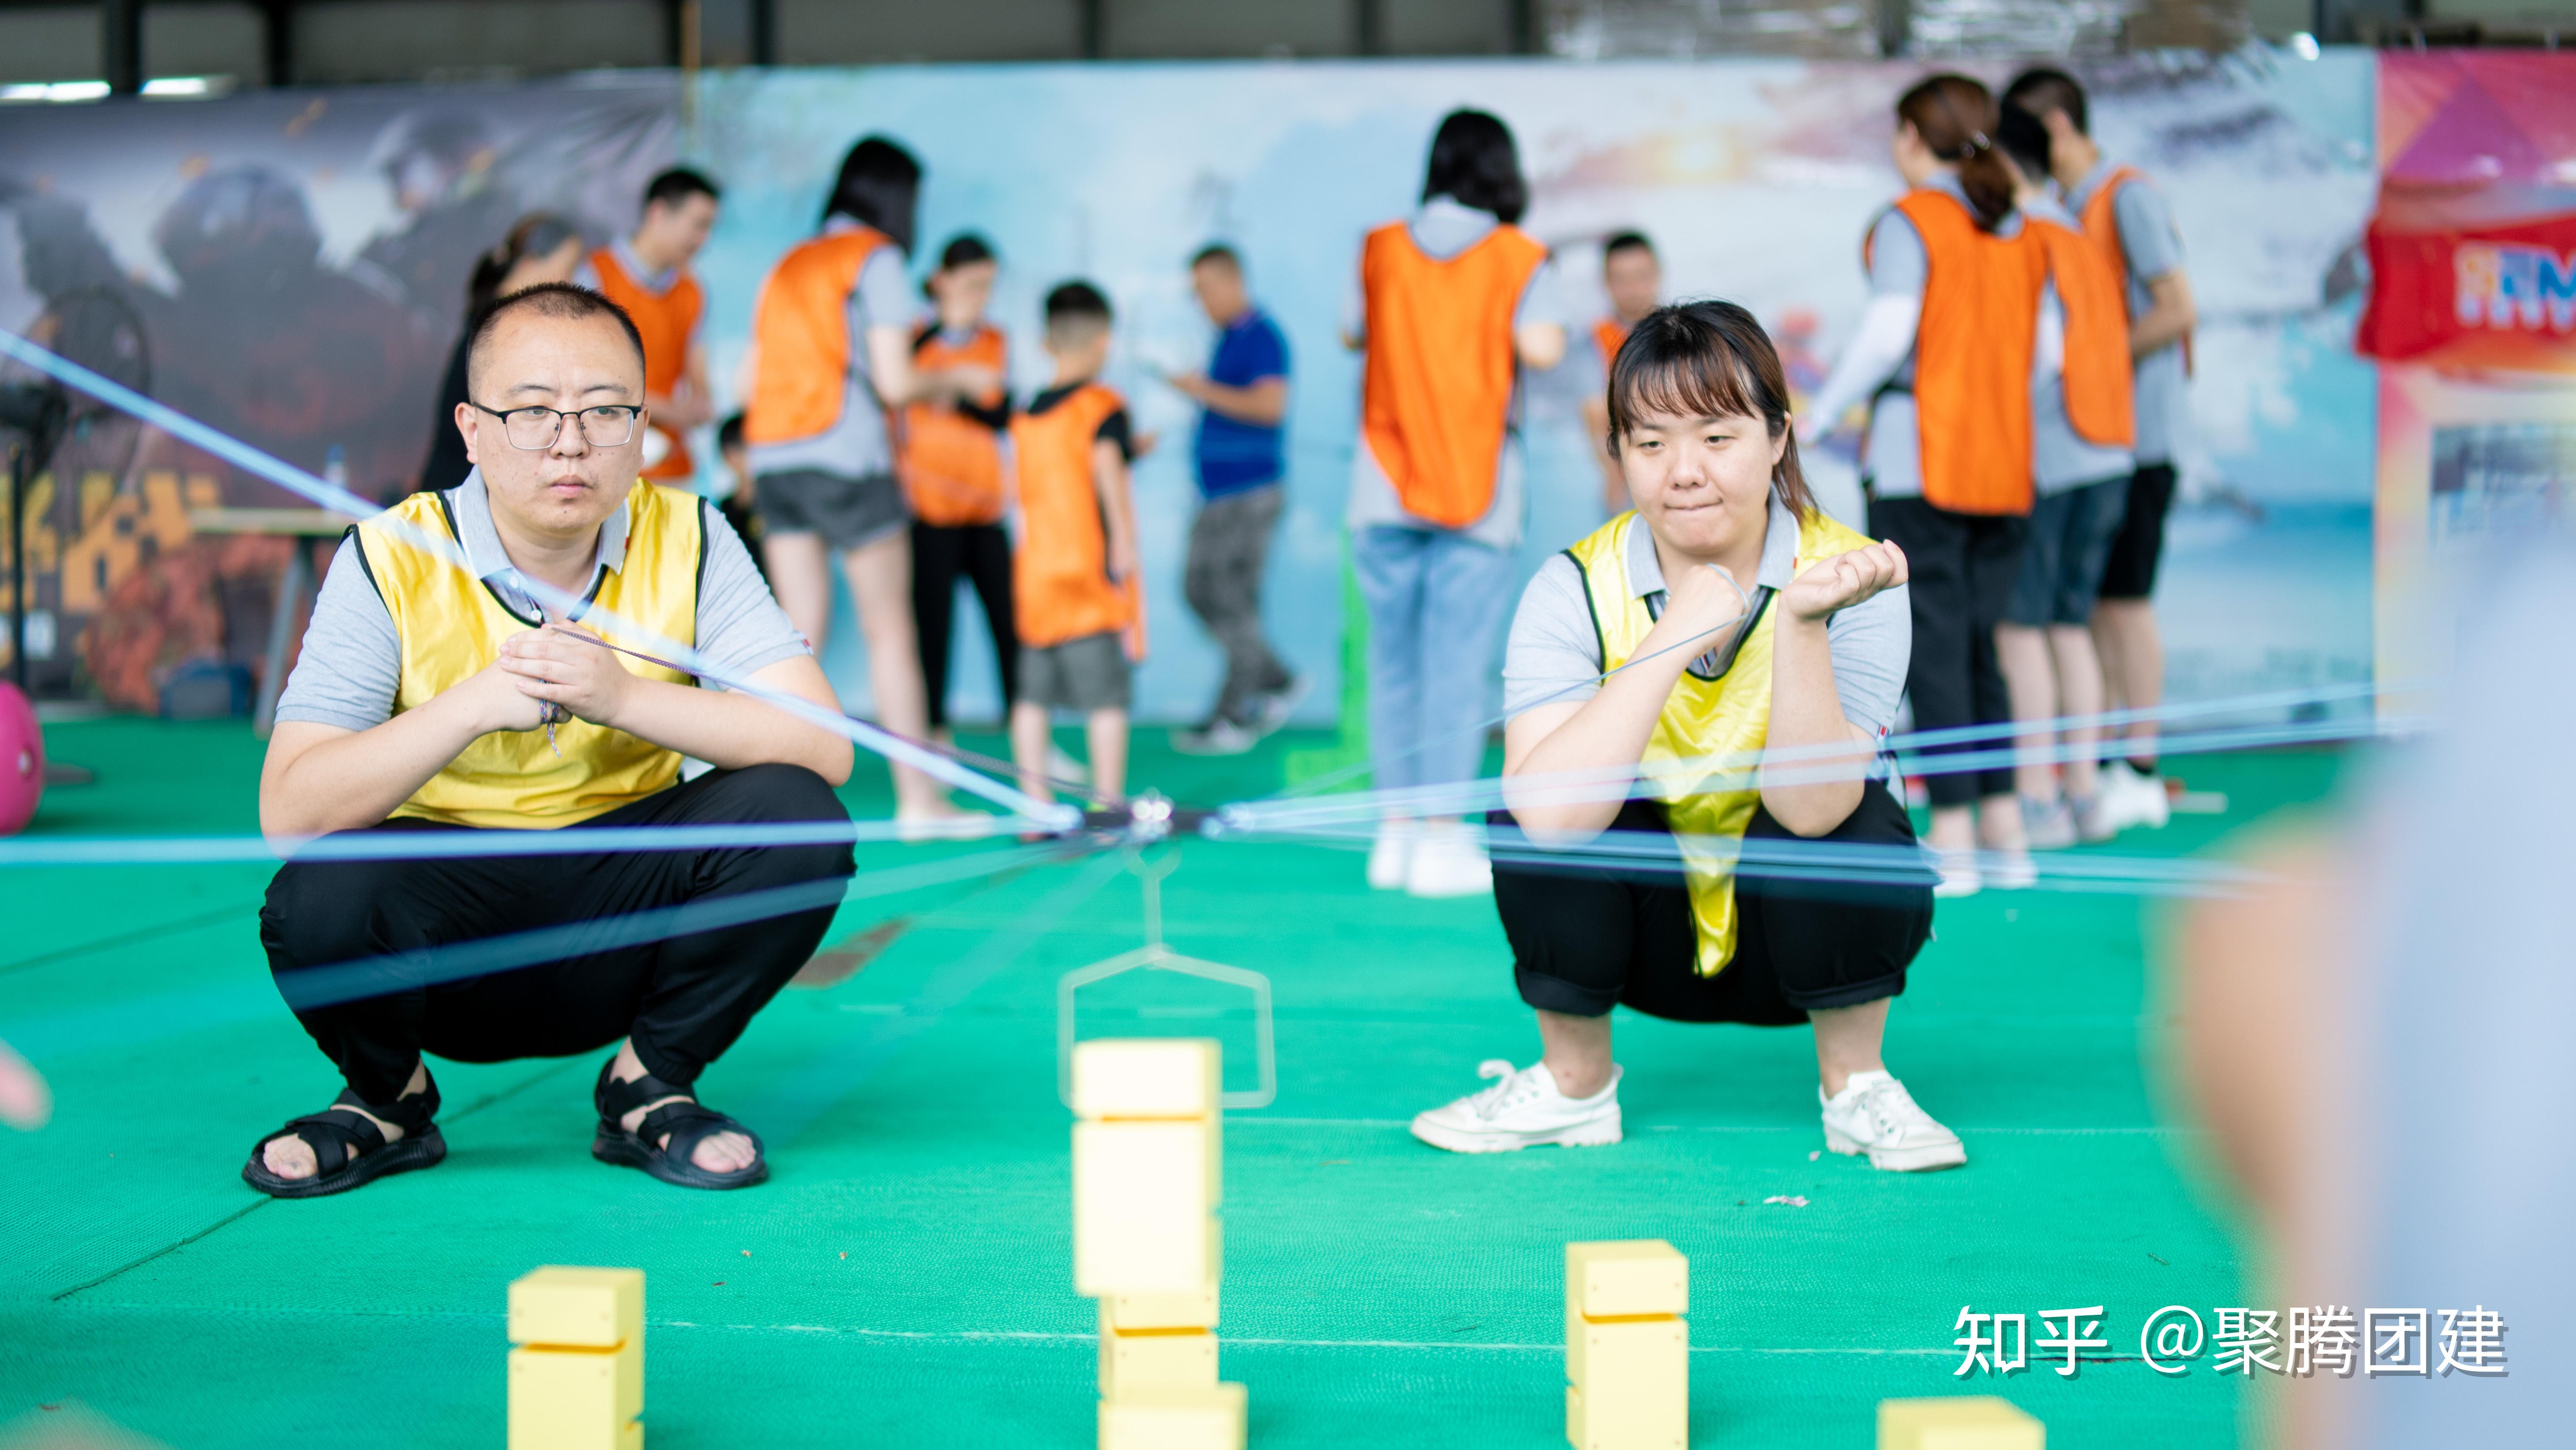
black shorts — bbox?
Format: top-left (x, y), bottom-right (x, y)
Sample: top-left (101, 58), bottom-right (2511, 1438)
top-left (2007, 475), bottom-right (2129, 627)
top-left (1020, 630), bottom-right (1131, 713)
top-left (2099, 462), bottom-right (2177, 602)
top-left (755, 469), bottom-right (908, 551)
top-left (1491, 785), bottom-right (1935, 1025)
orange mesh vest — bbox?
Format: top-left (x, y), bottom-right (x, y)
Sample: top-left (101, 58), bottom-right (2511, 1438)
top-left (1359, 221), bottom-right (1547, 528)
top-left (2078, 165), bottom-right (2193, 375)
top-left (1868, 191), bottom-right (2043, 516)
top-left (1010, 382), bottom-right (1141, 655)
top-left (2029, 218), bottom-right (2136, 449)
top-left (1593, 316), bottom-right (1631, 370)
top-left (744, 227), bottom-right (889, 445)
top-left (898, 323), bottom-right (1009, 526)
top-left (588, 247), bottom-right (705, 480)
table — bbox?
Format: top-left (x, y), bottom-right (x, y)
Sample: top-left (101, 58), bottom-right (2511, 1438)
top-left (188, 507), bottom-right (357, 736)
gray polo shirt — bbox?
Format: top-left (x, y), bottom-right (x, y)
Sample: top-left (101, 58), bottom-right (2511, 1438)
top-left (1502, 493), bottom-right (1910, 741)
top-left (2067, 160), bottom-right (2189, 467)
top-left (275, 471), bottom-right (810, 733)
top-left (1343, 196), bottom-right (1569, 551)
top-left (746, 221), bottom-right (917, 483)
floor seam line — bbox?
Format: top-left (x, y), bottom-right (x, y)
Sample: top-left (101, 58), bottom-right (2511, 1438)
top-left (49, 1200), bottom-right (271, 1302)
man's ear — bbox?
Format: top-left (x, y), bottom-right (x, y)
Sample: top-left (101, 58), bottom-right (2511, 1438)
top-left (456, 403), bottom-right (480, 466)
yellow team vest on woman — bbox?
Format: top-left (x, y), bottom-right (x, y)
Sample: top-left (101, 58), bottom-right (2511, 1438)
top-left (353, 482), bottom-right (705, 829)
top-left (1564, 506), bottom-right (1877, 975)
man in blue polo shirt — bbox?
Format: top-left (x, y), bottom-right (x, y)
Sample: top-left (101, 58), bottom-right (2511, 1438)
top-left (1162, 243), bottom-right (1302, 754)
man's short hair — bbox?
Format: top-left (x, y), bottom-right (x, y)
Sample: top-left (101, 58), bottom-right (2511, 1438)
top-left (2003, 67), bottom-right (2089, 136)
top-left (466, 282), bottom-right (646, 393)
top-left (1190, 243), bottom-right (1241, 272)
top-left (718, 411), bottom-right (746, 452)
top-left (1603, 230), bottom-right (1655, 262)
top-left (1044, 280), bottom-right (1113, 344)
top-left (643, 166), bottom-right (721, 212)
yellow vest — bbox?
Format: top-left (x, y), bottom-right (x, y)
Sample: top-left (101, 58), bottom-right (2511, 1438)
top-left (353, 482), bottom-right (705, 829)
top-left (1563, 506), bottom-right (1878, 975)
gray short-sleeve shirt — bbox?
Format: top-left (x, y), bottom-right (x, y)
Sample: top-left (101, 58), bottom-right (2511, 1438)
top-left (1502, 495), bottom-right (1911, 742)
top-left (746, 227), bottom-right (917, 482)
top-left (274, 472), bottom-right (811, 734)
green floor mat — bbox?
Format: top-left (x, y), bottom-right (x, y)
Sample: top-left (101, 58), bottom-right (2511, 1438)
top-left (0, 719), bottom-right (2340, 1447)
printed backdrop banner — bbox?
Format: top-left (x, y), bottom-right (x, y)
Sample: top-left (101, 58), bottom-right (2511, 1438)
top-left (2, 53), bottom-right (2380, 730)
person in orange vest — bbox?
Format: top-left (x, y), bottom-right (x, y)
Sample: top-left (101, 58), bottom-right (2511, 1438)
top-left (1008, 282), bottom-right (1142, 806)
top-left (1579, 230), bottom-right (1661, 518)
top-left (900, 234), bottom-right (1017, 745)
top-left (2006, 67), bottom-right (2197, 836)
top-left (1801, 74), bottom-right (2046, 897)
top-left (744, 137), bottom-right (1001, 828)
top-left (1989, 100), bottom-right (2138, 850)
top-left (1343, 108), bottom-right (1567, 900)
top-left (578, 168), bottom-right (719, 486)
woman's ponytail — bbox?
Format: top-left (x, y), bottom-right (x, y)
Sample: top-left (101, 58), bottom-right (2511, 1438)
top-left (1896, 74), bottom-right (2016, 231)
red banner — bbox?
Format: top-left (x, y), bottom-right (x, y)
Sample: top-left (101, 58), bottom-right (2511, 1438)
top-left (2358, 209), bottom-right (2576, 370)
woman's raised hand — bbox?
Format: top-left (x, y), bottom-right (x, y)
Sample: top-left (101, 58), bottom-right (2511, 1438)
top-left (1781, 541), bottom-right (1908, 623)
top-left (1658, 560), bottom-right (1751, 647)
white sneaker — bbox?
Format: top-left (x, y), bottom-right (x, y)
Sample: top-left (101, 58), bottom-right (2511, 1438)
top-left (1252, 675), bottom-right (1313, 736)
top-left (1985, 848), bottom-right (2038, 891)
top-left (1049, 746), bottom-right (1091, 785)
top-left (1366, 819), bottom-right (1419, 890)
top-left (1820, 1070), bottom-right (1966, 1172)
top-left (1405, 822), bottom-right (1492, 898)
top-left (1932, 848), bottom-right (1982, 898)
top-left (1171, 718), bottom-right (1259, 756)
top-left (1410, 1059), bottom-right (1623, 1154)
top-left (2102, 761), bottom-right (2170, 831)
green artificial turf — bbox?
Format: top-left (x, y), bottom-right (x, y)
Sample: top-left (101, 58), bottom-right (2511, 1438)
top-left (0, 717), bottom-right (2345, 1448)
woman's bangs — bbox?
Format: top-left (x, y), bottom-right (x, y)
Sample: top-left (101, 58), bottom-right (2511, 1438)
top-left (1614, 342), bottom-right (1765, 433)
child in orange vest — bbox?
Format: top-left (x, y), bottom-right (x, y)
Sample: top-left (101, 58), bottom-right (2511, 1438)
top-left (901, 234), bottom-right (1017, 742)
top-left (1008, 282), bottom-right (1142, 804)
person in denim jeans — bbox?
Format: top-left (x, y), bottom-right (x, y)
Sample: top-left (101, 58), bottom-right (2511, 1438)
top-left (1342, 110), bottom-right (1568, 897)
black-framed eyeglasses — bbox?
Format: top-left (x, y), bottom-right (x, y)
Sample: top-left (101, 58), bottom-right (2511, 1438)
top-left (469, 400), bottom-right (643, 450)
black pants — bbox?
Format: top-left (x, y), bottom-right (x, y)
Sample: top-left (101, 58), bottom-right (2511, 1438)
top-left (260, 764), bottom-right (856, 1107)
top-left (1867, 494), bottom-right (2028, 807)
top-left (1492, 788), bottom-right (1934, 1025)
top-left (1183, 487), bottom-right (1292, 723)
top-left (911, 520), bottom-right (1017, 729)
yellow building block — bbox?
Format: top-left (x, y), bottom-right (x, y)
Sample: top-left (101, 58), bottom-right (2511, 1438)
top-left (1877, 1396), bottom-right (2044, 1450)
top-left (1099, 1309), bottom-right (1219, 1397)
top-left (1101, 1275), bottom-right (1220, 1332)
top-left (1073, 1038), bottom-right (1222, 1120)
top-left (1566, 1241), bottom-right (1687, 1319)
top-left (510, 1266), bottom-right (645, 1350)
top-left (1097, 1382), bottom-right (1247, 1450)
top-left (1073, 1120), bottom-right (1218, 1296)
top-left (509, 1340), bottom-right (642, 1450)
top-left (1564, 1312), bottom-right (1686, 1450)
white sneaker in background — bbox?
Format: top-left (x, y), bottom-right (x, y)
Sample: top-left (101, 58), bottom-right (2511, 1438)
top-left (1410, 1059), bottom-right (1623, 1154)
top-left (1048, 746), bottom-right (1091, 785)
top-left (2103, 761), bottom-right (2170, 830)
top-left (1986, 848), bottom-right (2039, 891)
top-left (1405, 821), bottom-right (1492, 898)
top-left (1171, 718), bottom-right (1259, 756)
top-left (1252, 675), bottom-right (1313, 737)
top-left (1820, 1070), bottom-right (1966, 1172)
top-left (1366, 818), bottom-right (1420, 891)
top-left (2019, 796), bottom-right (2076, 850)
top-left (1932, 848), bottom-right (1982, 899)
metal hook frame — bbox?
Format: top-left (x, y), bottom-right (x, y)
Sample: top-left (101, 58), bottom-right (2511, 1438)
top-left (1056, 845), bottom-right (1278, 1111)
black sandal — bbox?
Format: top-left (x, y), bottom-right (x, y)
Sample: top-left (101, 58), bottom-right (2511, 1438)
top-left (242, 1075), bottom-right (446, 1200)
top-left (590, 1057), bottom-right (768, 1190)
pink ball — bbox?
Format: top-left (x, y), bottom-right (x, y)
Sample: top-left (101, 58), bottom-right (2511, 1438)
top-left (0, 682), bottom-right (42, 837)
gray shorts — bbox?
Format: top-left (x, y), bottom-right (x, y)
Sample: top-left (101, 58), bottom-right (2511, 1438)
top-left (2006, 474), bottom-right (2130, 627)
top-left (755, 469), bottom-right (908, 550)
top-left (1020, 631), bottom-right (1131, 713)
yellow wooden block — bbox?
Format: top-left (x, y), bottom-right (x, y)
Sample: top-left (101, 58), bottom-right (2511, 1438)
top-left (1101, 1276), bottom-right (1220, 1331)
top-left (508, 1341), bottom-right (642, 1450)
top-left (1097, 1382), bottom-right (1246, 1450)
top-left (1564, 1314), bottom-right (1685, 1450)
top-left (1566, 1241), bottom-right (1687, 1318)
top-left (1099, 1309), bottom-right (1219, 1397)
top-left (1877, 1397), bottom-right (2043, 1450)
top-left (1073, 1038), bottom-right (1222, 1120)
top-left (510, 1266), bottom-right (645, 1350)
top-left (1073, 1120), bottom-right (1218, 1296)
